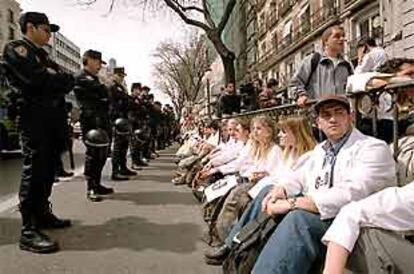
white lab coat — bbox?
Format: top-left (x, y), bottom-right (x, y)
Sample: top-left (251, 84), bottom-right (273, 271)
top-left (322, 182), bottom-right (414, 252)
top-left (217, 142), bottom-right (284, 179)
top-left (281, 128), bottom-right (397, 220)
top-left (209, 138), bottom-right (245, 167)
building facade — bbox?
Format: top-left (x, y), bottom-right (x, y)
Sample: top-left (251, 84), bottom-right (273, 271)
top-left (0, 0), bottom-right (21, 55)
top-left (47, 32), bottom-right (81, 74)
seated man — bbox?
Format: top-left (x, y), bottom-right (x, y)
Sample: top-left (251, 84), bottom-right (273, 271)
top-left (250, 95), bottom-right (397, 274)
top-left (322, 182), bottom-right (414, 274)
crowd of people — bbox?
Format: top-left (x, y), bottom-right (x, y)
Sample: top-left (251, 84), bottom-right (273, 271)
top-left (173, 24), bottom-right (414, 274)
top-left (1, 12), bottom-right (178, 254)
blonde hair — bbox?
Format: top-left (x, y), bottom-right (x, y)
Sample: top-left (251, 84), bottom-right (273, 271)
top-left (249, 116), bottom-right (277, 161)
top-left (277, 116), bottom-right (317, 162)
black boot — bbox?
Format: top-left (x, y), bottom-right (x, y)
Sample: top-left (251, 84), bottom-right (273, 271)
top-left (111, 173), bottom-right (130, 181)
top-left (119, 167), bottom-right (137, 176)
top-left (36, 204), bottom-right (71, 229)
top-left (20, 210), bottom-right (59, 253)
top-left (96, 184), bottom-right (114, 195)
top-left (87, 180), bottom-right (103, 202)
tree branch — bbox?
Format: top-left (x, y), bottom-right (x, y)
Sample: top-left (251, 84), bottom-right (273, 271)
top-left (217, 0), bottom-right (236, 34)
top-left (163, 0), bottom-right (211, 32)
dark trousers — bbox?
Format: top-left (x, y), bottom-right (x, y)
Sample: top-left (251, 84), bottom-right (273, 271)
top-left (112, 132), bottom-right (129, 174)
top-left (19, 111), bottom-right (61, 218)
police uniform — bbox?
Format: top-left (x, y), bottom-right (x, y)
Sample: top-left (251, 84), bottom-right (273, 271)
top-left (108, 67), bottom-right (136, 180)
top-left (73, 50), bottom-right (113, 201)
top-left (128, 83), bottom-right (150, 169)
top-left (2, 12), bottom-right (74, 253)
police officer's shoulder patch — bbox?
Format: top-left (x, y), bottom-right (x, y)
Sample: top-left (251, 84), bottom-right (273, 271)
top-left (14, 45), bottom-right (28, 58)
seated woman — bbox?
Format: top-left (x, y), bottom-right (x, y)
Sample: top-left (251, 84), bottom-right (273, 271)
top-left (322, 182), bottom-right (414, 274)
top-left (204, 115), bottom-right (317, 264)
top-left (202, 116), bottom-right (283, 248)
top-left (194, 118), bottom-right (251, 189)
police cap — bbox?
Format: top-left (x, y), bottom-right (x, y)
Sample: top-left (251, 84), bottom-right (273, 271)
top-left (19, 12), bottom-right (60, 33)
top-left (113, 67), bottom-right (127, 76)
top-left (83, 50), bottom-right (107, 64)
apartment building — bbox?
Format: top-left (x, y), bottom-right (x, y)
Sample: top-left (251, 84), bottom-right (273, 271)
top-left (0, 0), bottom-right (21, 54)
top-left (254, 0), bottom-right (381, 88)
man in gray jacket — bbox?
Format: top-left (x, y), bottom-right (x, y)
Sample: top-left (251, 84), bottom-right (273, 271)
top-left (289, 25), bottom-right (353, 106)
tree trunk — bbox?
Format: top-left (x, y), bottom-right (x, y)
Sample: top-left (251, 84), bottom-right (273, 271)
top-left (207, 30), bottom-right (236, 85)
top-left (220, 54), bottom-right (235, 85)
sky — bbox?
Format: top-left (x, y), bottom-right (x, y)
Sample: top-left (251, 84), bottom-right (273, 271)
top-left (18, 0), bottom-right (193, 104)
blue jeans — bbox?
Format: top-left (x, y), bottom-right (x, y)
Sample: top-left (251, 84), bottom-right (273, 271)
top-left (252, 210), bottom-right (332, 274)
top-left (225, 185), bottom-right (273, 247)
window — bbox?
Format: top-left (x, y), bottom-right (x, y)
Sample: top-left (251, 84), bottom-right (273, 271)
top-left (8, 9), bottom-right (14, 24)
top-left (8, 27), bottom-right (15, 40)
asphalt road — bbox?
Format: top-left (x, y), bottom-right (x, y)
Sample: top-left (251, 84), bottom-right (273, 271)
top-left (0, 144), bottom-right (221, 274)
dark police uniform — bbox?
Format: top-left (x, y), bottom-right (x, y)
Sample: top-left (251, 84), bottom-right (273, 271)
top-left (108, 67), bottom-right (136, 180)
top-left (73, 55), bottom-right (113, 200)
top-left (128, 89), bottom-right (150, 168)
top-left (2, 12), bottom-right (74, 253)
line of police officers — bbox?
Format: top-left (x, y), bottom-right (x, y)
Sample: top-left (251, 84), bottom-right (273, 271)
top-left (1, 12), bottom-right (177, 254)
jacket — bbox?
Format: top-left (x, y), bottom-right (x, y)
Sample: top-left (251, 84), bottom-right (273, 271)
top-left (288, 52), bottom-right (353, 100)
top-left (282, 128), bottom-right (397, 220)
top-left (322, 182), bottom-right (414, 252)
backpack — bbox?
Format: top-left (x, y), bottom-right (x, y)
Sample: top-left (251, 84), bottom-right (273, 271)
top-left (222, 212), bottom-right (281, 274)
top-left (391, 136), bottom-right (414, 186)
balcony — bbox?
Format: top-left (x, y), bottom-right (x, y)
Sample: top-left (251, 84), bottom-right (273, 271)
top-left (257, 0), bottom-right (266, 10)
top-left (279, 0), bottom-right (295, 18)
top-left (256, 5), bottom-right (339, 70)
top-left (267, 12), bottom-right (278, 29)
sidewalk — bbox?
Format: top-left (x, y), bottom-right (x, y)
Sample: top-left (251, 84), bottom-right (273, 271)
top-left (0, 145), bottom-right (220, 274)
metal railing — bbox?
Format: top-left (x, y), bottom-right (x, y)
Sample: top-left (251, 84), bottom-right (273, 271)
top-left (216, 81), bottom-right (414, 161)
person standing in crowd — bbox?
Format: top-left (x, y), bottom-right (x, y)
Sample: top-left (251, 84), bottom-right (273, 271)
top-left (289, 25), bottom-right (353, 106)
top-left (55, 101), bottom-right (74, 179)
top-left (3, 12), bottom-right (75, 253)
top-left (128, 82), bottom-right (146, 170)
top-left (108, 67), bottom-right (137, 181)
top-left (258, 78), bottom-right (279, 108)
top-left (354, 37), bottom-right (388, 74)
top-left (217, 83), bottom-right (241, 117)
top-left (74, 50), bottom-right (114, 202)
top-left (250, 95), bottom-right (396, 274)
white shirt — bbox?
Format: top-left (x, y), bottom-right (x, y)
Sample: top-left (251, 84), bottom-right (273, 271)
top-left (322, 182), bottom-right (414, 252)
top-left (354, 47), bottom-right (388, 74)
top-left (210, 138), bottom-right (245, 167)
top-left (217, 142), bottom-right (284, 179)
top-left (281, 128), bottom-right (397, 220)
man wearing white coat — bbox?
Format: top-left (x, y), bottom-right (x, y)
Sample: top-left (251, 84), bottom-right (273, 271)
top-left (252, 95), bottom-right (397, 274)
top-left (322, 182), bottom-right (414, 274)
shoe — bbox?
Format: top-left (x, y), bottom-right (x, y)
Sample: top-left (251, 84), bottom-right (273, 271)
top-left (37, 212), bottom-right (71, 229)
top-left (56, 170), bottom-right (74, 177)
top-left (54, 177), bottom-right (60, 183)
top-left (96, 185), bottom-right (114, 195)
top-left (131, 164), bottom-right (143, 171)
top-left (119, 168), bottom-right (137, 176)
top-left (172, 177), bottom-right (185, 185)
top-left (87, 190), bottom-right (103, 202)
top-left (19, 229), bottom-right (59, 254)
top-left (111, 173), bottom-right (130, 181)
top-left (204, 244), bottom-right (230, 260)
top-left (135, 160), bottom-right (149, 167)
top-left (205, 257), bottom-right (226, 266)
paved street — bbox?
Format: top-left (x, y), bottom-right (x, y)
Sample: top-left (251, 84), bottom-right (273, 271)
top-left (0, 145), bottom-right (220, 274)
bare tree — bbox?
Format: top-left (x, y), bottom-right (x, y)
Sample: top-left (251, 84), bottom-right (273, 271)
top-left (152, 35), bottom-right (209, 117)
top-left (77, 0), bottom-right (237, 84)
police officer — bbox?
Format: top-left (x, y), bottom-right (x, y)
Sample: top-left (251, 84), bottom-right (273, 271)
top-left (74, 50), bottom-right (114, 202)
top-left (2, 12), bottom-right (74, 253)
top-left (128, 82), bottom-right (148, 170)
top-left (108, 67), bottom-right (136, 180)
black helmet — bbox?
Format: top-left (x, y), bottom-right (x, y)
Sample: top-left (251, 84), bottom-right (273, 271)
top-left (114, 118), bottom-right (130, 135)
top-left (84, 129), bottom-right (110, 147)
